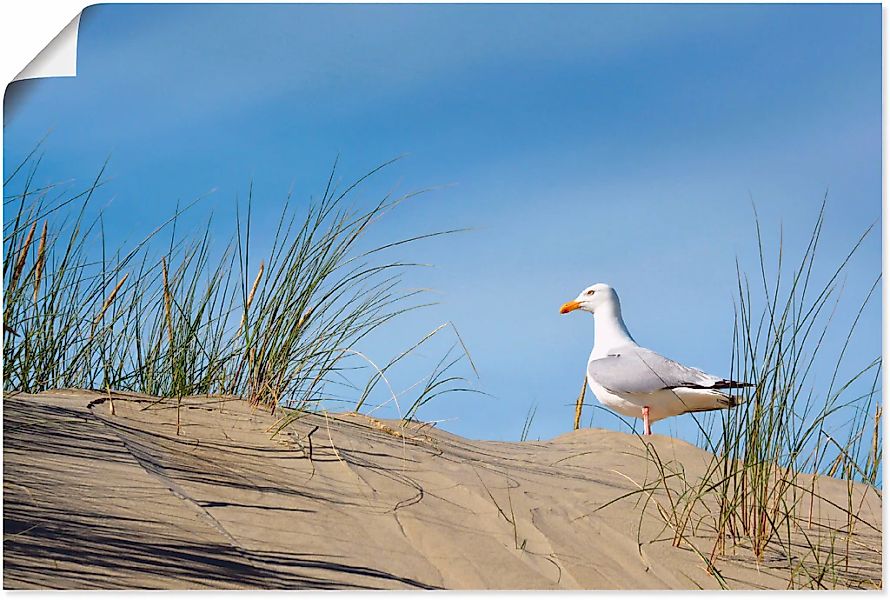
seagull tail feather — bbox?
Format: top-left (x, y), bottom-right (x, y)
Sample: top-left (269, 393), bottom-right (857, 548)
top-left (711, 379), bottom-right (755, 390)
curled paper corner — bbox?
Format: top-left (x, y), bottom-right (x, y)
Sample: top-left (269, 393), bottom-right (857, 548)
top-left (13, 12), bottom-right (82, 82)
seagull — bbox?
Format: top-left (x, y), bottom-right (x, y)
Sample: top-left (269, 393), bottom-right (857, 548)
top-left (559, 283), bottom-right (751, 435)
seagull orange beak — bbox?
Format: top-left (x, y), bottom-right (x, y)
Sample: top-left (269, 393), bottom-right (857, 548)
top-left (559, 300), bottom-right (581, 314)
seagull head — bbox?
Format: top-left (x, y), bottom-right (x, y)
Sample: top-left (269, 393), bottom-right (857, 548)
top-left (559, 283), bottom-right (617, 315)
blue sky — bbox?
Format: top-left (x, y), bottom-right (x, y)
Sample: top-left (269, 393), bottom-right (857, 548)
top-left (3, 3), bottom-right (881, 443)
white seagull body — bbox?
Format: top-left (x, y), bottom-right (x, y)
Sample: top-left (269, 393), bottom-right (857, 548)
top-left (560, 283), bottom-right (751, 435)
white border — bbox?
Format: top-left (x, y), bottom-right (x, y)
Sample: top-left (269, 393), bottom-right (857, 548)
top-left (0, 0), bottom-right (886, 596)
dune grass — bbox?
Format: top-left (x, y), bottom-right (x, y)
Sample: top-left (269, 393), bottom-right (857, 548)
top-left (520, 402), bottom-right (538, 442)
top-left (4, 151), bottom-right (476, 421)
top-left (605, 200), bottom-right (882, 589)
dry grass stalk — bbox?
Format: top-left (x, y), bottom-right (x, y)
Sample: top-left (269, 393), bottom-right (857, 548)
top-left (9, 221), bottom-right (37, 297)
top-left (573, 375), bottom-right (586, 430)
top-left (239, 260), bottom-right (264, 331)
top-left (870, 403), bottom-right (881, 473)
top-left (105, 388), bottom-right (116, 416)
top-left (161, 257), bottom-right (174, 347)
top-left (93, 274), bottom-right (129, 326)
top-left (363, 413), bottom-right (436, 447)
top-left (247, 346), bottom-right (257, 404)
top-left (33, 221), bottom-right (47, 303)
top-left (297, 306), bottom-right (312, 329)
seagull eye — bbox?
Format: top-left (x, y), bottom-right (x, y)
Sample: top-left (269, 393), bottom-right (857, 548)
top-left (586, 290), bottom-right (595, 296)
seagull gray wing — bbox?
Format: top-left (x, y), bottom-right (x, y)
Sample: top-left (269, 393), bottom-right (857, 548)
top-left (587, 346), bottom-right (739, 395)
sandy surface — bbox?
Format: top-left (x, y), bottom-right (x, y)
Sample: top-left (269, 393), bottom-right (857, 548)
top-left (3, 390), bottom-right (882, 590)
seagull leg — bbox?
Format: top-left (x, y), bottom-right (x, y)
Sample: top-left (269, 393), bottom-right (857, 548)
top-left (642, 406), bottom-right (651, 436)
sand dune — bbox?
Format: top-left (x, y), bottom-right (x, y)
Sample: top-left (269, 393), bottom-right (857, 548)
top-left (3, 390), bottom-right (881, 590)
